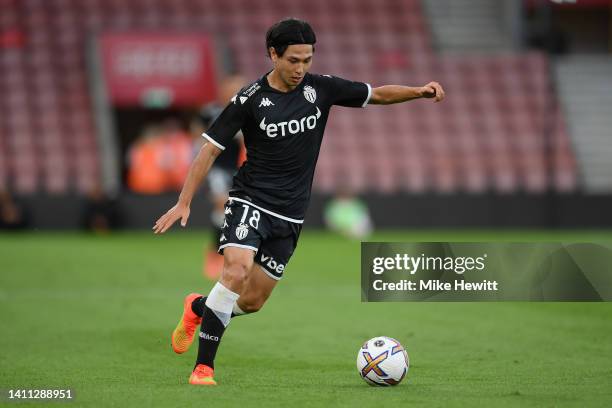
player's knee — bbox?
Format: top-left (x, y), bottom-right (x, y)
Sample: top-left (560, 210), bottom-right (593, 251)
top-left (222, 256), bottom-right (250, 287)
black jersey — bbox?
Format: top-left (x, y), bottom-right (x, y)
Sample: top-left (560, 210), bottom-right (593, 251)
top-left (203, 72), bottom-right (371, 222)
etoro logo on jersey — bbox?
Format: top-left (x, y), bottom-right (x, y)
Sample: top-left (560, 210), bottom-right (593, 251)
top-left (259, 106), bottom-right (321, 138)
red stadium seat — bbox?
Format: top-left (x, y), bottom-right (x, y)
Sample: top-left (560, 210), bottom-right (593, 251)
top-left (0, 0), bottom-right (577, 194)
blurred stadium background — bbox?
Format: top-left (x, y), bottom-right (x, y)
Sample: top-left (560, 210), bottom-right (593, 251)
top-left (0, 0), bottom-right (611, 230)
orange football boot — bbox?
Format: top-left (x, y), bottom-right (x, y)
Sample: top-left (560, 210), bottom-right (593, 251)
top-left (171, 293), bottom-right (203, 354)
top-left (189, 364), bottom-right (217, 385)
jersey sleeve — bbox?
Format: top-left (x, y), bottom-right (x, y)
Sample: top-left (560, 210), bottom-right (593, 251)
top-left (202, 98), bottom-right (247, 150)
top-left (323, 75), bottom-right (372, 108)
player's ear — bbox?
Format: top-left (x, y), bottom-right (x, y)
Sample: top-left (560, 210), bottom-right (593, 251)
top-left (269, 47), bottom-right (278, 63)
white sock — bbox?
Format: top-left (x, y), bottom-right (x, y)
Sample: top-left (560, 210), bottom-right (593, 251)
top-left (232, 302), bottom-right (246, 316)
top-left (205, 282), bottom-right (240, 327)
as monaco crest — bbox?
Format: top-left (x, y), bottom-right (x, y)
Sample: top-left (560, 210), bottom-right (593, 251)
top-left (303, 85), bottom-right (316, 103)
top-left (235, 223), bottom-right (249, 240)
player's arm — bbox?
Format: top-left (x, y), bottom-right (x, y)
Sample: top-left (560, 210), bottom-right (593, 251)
top-left (153, 95), bottom-right (247, 234)
top-left (369, 82), bottom-right (445, 104)
top-left (153, 142), bottom-right (221, 234)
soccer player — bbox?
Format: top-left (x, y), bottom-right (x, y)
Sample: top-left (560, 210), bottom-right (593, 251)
top-left (153, 18), bottom-right (445, 385)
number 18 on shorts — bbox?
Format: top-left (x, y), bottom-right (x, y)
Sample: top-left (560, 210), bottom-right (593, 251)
top-left (217, 197), bottom-right (302, 280)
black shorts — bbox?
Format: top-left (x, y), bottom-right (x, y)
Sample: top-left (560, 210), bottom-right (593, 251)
top-left (217, 196), bottom-right (302, 280)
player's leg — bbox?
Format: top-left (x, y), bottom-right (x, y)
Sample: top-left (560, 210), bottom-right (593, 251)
top-left (187, 260), bottom-right (278, 320)
top-left (173, 200), bottom-right (253, 356)
top-left (232, 262), bottom-right (279, 315)
top-left (189, 237), bottom-right (294, 379)
top-left (190, 246), bottom-right (255, 385)
top-left (173, 246), bottom-right (255, 357)
top-left (185, 199), bottom-right (300, 385)
top-left (233, 221), bottom-right (301, 315)
top-left (176, 197), bottom-right (263, 345)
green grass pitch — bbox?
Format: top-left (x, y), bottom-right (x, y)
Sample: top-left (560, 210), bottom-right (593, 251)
top-left (1, 230), bottom-right (611, 407)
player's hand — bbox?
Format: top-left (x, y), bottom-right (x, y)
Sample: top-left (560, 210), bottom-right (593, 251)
top-left (153, 202), bottom-right (190, 234)
top-left (420, 82), bottom-right (445, 102)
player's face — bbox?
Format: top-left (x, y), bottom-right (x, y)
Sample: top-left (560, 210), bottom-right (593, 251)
top-left (271, 44), bottom-right (313, 88)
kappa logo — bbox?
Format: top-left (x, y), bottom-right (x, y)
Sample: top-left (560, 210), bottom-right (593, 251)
top-left (303, 85), bottom-right (316, 103)
top-left (259, 107), bottom-right (321, 138)
top-left (222, 219), bottom-right (228, 228)
top-left (235, 223), bottom-right (249, 240)
top-left (259, 97), bottom-right (274, 107)
top-left (224, 206), bottom-right (232, 215)
top-left (199, 332), bottom-right (219, 341)
top-left (220, 234), bottom-right (227, 242)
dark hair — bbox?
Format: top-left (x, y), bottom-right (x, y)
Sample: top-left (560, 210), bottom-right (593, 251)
top-left (265, 18), bottom-right (316, 58)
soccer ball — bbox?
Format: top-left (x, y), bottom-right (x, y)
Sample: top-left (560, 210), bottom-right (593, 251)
top-left (356, 336), bottom-right (409, 386)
